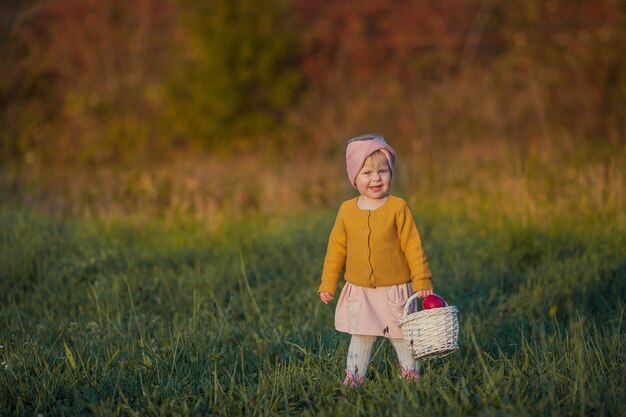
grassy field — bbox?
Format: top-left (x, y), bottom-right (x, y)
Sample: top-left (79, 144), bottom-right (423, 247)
top-left (1, 202), bottom-right (624, 416)
top-left (2, 1), bottom-right (625, 412)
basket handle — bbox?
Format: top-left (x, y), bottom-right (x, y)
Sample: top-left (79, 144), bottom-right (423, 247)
top-left (403, 292), bottom-right (423, 317)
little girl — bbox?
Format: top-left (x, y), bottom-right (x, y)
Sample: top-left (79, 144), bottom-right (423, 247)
top-left (319, 134), bottom-right (433, 386)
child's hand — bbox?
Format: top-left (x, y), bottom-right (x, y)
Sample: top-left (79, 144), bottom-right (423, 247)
top-left (416, 289), bottom-right (433, 298)
top-left (319, 292), bottom-right (334, 304)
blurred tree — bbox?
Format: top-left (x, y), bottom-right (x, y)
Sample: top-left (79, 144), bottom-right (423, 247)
top-left (294, 0), bottom-right (625, 147)
top-left (1, 0), bottom-right (624, 167)
top-left (500, 0), bottom-right (626, 143)
top-left (296, 0), bottom-right (490, 87)
top-left (0, 0), bottom-right (56, 163)
top-left (0, 0), bottom-right (179, 165)
top-left (169, 0), bottom-right (304, 151)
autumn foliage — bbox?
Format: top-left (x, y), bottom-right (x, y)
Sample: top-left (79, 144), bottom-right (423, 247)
top-left (0, 0), bottom-right (625, 165)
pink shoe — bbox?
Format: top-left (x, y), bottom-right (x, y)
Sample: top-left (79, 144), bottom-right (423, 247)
top-left (401, 367), bottom-right (421, 381)
top-left (343, 369), bottom-right (364, 387)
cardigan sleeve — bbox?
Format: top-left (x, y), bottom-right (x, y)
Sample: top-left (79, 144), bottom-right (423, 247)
top-left (318, 207), bottom-right (348, 295)
top-left (396, 202), bottom-right (433, 291)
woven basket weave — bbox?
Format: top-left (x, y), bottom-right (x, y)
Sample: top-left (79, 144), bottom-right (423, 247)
top-left (399, 293), bottom-right (460, 359)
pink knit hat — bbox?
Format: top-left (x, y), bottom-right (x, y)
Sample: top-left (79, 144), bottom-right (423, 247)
top-left (346, 134), bottom-right (396, 188)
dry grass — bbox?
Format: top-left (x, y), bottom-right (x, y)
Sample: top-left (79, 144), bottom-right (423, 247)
top-left (2, 135), bottom-right (624, 230)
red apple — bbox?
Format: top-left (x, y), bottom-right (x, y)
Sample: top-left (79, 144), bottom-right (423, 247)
top-left (422, 294), bottom-right (447, 309)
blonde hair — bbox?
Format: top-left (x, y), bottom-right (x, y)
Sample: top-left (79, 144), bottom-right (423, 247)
top-left (365, 150), bottom-right (391, 169)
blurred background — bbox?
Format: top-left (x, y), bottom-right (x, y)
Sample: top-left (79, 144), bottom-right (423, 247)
top-left (1, 0), bottom-right (625, 224)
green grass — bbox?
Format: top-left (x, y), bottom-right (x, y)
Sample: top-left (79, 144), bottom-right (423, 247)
top-left (1, 207), bottom-right (625, 416)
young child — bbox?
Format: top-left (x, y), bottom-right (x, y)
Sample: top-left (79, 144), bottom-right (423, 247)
top-left (319, 134), bottom-right (433, 387)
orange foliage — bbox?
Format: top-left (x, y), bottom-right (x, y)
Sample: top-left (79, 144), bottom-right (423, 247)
top-left (18, 0), bottom-right (176, 90)
top-left (3, 0), bottom-right (179, 164)
top-left (297, 0), bottom-right (484, 84)
top-left (295, 0), bottom-right (622, 87)
top-left (0, 0), bottom-right (624, 166)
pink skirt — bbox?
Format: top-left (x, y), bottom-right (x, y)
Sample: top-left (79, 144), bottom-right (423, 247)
top-left (335, 281), bottom-right (414, 339)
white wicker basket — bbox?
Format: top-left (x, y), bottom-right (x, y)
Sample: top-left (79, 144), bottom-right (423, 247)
top-left (399, 293), bottom-right (460, 359)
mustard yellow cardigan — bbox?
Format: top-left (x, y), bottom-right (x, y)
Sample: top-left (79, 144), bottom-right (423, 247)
top-left (318, 195), bottom-right (433, 295)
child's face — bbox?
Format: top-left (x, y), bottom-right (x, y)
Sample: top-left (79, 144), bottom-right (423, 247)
top-left (355, 154), bottom-right (391, 201)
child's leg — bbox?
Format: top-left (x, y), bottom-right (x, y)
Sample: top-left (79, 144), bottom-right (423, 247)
top-left (345, 334), bottom-right (376, 386)
top-left (390, 338), bottom-right (421, 380)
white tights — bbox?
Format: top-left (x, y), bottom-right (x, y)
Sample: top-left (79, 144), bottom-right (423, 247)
top-left (346, 334), bottom-right (420, 378)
